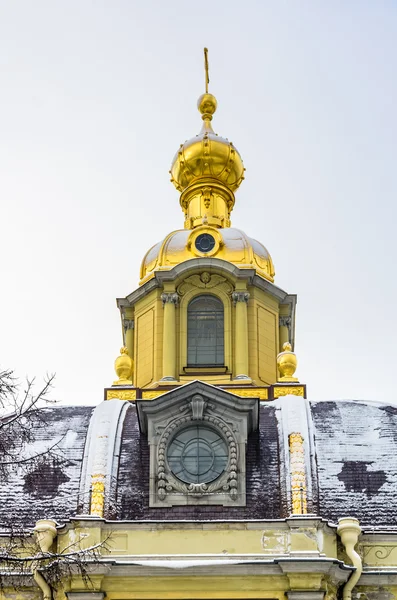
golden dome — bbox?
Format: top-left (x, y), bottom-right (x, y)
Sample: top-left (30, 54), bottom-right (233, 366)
top-left (139, 49), bottom-right (275, 286)
top-left (140, 226), bottom-right (275, 285)
top-left (170, 93), bottom-right (245, 194)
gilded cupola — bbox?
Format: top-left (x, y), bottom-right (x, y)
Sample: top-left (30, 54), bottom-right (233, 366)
top-left (139, 49), bottom-right (275, 285)
top-left (170, 91), bottom-right (245, 230)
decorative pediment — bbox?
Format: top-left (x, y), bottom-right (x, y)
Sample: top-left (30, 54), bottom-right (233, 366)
top-left (137, 381), bottom-right (258, 435)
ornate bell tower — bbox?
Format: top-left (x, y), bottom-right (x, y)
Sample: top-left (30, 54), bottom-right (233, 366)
top-left (107, 50), bottom-right (305, 402)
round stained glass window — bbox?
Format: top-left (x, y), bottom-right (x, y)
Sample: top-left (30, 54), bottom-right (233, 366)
top-left (195, 233), bottom-right (216, 253)
top-left (167, 425), bottom-right (228, 484)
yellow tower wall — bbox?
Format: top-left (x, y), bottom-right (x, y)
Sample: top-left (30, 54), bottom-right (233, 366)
top-left (122, 264), bottom-right (295, 390)
top-left (247, 286), bottom-right (279, 385)
top-left (134, 289), bottom-right (163, 388)
top-left (130, 273), bottom-right (286, 388)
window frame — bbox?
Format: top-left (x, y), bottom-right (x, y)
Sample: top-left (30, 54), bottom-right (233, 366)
top-left (167, 423), bottom-right (229, 485)
top-left (187, 295), bottom-right (225, 368)
top-left (178, 288), bottom-right (232, 375)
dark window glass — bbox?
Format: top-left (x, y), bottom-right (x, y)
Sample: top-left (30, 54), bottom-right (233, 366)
top-left (195, 233), bottom-right (216, 253)
top-left (167, 425), bottom-right (228, 484)
top-left (187, 295), bottom-right (224, 366)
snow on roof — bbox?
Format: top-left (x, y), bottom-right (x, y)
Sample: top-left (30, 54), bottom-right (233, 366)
top-left (0, 406), bottom-right (93, 528)
top-left (1, 393), bottom-right (397, 528)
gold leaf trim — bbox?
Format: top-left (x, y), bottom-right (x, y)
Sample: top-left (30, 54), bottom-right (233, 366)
top-left (90, 475), bottom-right (105, 517)
top-left (273, 386), bottom-right (304, 398)
top-left (289, 432), bottom-right (307, 514)
top-left (223, 388), bottom-right (268, 400)
top-left (106, 389), bottom-right (137, 401)
top-left (141, 390), bottom-right (166, 400)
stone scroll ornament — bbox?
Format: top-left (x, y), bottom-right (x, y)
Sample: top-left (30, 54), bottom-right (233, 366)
top-left (156, 397), bottom-right (239, 501)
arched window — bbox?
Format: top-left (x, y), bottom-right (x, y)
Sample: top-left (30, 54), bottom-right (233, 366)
top-left (187, 295), bottom-right (224, 366)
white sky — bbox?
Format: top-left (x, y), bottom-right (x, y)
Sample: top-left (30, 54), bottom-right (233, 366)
top-left (1, 1), bottom-right (396, 405)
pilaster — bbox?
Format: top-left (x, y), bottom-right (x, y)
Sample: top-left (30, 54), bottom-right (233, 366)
top-left (279, 315), bottom-right (291, 351)
top-left (232, 289), bottom-right (250, 380)
top-left (123, 318), bottom-right (134, 360)
top-left (160, 291), bottom-right (179, 381)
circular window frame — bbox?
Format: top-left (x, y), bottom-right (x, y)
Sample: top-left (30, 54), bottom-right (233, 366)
top-left (187, 227), bottom-right (223, 258)
top-left (157, 415), bottom-right (238, 499)
top-left (194, 233), bottom-right (216, 254)
top-left (166, 423), bottom-right (229, 485)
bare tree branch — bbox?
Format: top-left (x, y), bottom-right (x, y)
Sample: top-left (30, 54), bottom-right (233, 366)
top-left (0, 370), bottom-right (57, 480)
top-left (0, 368), bottom-right (111, 594)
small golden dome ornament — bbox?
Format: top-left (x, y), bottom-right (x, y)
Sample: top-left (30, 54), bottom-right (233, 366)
top-left (169, 49), bottom-right (245, 195)
top-left (277, 342), bottom-right (299, 382)
top-left (169, 96), bottom-right (245, 193)
top-left (197, 92), bottom-right (217, 119)
top-left (113, 347), bottom-right (134, 386)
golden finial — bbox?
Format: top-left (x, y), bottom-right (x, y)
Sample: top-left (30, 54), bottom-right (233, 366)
top-left (277, 342), bottom-right (299, 382)
top-left (198, 47), bottom-right (217, 122)
top-left (113, 346), bottom-right (134, 386)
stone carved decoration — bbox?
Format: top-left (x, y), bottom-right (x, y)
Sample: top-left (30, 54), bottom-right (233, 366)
top-left (279, 316), bottom-right (291, 328)
top-left (156, 398), bottom-right (239, 502)
top-left (177, 272), bottom-right (233, 296)
top-left (161, 292), bottom-right (179, 307)
top-left (123, 319), bottom-right (134, 331)
top-left (190, 394), bottom-right (207, 419)
top-left (361, 545), bottom-right (396, 561)
top-left (231, 291), bottom-right (250, 305)
top-left (137, 382), bottom-right (257, 508)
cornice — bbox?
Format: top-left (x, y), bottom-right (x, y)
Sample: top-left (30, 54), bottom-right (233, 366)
top-left (118, 258), bottom-right (294, 309)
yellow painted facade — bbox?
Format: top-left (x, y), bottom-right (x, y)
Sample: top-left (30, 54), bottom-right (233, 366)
top-left (247, 286), bottom-right (279, 385)
top-left (134, 289), bottom-right (163, 388)
top-left (3, 518), bottom-right (397, 600)
top-left (3, 50), bottom-right (395, 600)
top-left (117, 274), bottom-right (293, 390)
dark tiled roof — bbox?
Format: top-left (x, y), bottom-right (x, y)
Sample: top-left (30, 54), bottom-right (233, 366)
top-left (116, 403), bottom-right (284, 520)
top-left (3, 396), bottom-right (397, 528)
top-left (310, 401), bottom-right (397, 526)
top-left (0, 406), bottom-right (93, 529)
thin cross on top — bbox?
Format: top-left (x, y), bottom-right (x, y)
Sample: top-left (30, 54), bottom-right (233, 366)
top-left (204, 47), bottom-right (209, 94)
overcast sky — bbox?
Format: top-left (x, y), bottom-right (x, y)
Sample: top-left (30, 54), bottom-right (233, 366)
top-left (1, 1), bottom-right (396, 405)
